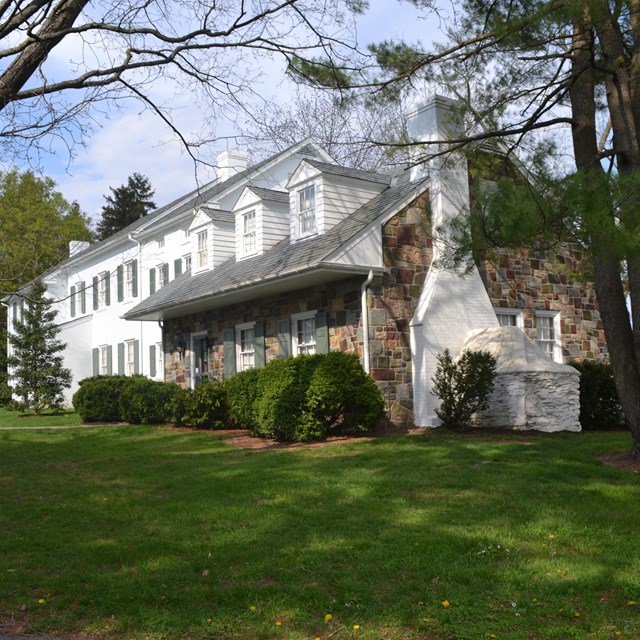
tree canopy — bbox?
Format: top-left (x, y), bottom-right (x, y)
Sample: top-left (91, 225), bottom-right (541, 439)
top-left (96, 173), bottom-right (156, 241)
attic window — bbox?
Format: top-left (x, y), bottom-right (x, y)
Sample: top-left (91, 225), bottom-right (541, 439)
top-left (242, 210), bottom-right (256, 255)
top-left (298, 185), bottom-right (316, 237)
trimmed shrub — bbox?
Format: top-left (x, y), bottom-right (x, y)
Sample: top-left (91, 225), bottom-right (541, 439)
top-left (186, 379), bottom-right (229, 429)
top-left (298, 351), bottom-right (385, 441)
top-left (119, 377), bottom-right (173, 424)
top-left (164, 384), bottom-right (192, 426)
top-left (570, 361), bottom-right (624, 430)
top-left (224, 368), bottom-right (263, 429)
top-left (431, 349), bottom-right (497, 428)
top-left (72, 375), bottom-right (134, 422)
top-left (254, 355), bottom-right (322, 441)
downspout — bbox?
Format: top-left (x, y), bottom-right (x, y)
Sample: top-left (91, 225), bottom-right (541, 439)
top-left (361, 270), bottom-right (374, 373)
top-left (128, 233), bottom-right (144, 374)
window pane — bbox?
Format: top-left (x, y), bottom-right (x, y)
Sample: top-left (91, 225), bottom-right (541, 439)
top-left (299, 186), bottom-right (316, 236)
top-left (197, 230), bottom-right (208, 268)
top-left (296, 317), bottom-right (316, 354)
top-left (496, 313), bottom-right (517, 327)
top-left (240, 327), bottom-right (255, 371)
top-left (243, 211), bottom-right (256, 254)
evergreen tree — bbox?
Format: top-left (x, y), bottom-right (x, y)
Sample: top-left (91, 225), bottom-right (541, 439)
top-left (96, 173), bottom-right (156, 240)
top-left (7, 280), bottom-right (72, 414)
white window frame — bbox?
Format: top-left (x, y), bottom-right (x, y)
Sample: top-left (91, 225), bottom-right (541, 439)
top-left (236, 322), bottom-right (256, 372)
top-left (535, 311), bottom-right (562, 362)
top-left (98, 271), bottom-right (108, 307)
top-left (196, 229), bottom-right (208, 269)
top-left (125, 261), bottom-right (135, 298)
top-left (125, 340), bottom-right (136, 376)
top-left (183, 254), bottom-right (192, 272)
top-left (298, 185), bottom-right (316, 237)
top-left (495, 309), bottom-right (523, 329)
top-left (242, 210), bottom-right (256, 256)
top-left (291, 311), bottom-right (316, 355)
top-left (157, 264), bottom-right (167, 289)
top-left (99, 345), bottom-right (109, 376)
top-left (74, 283), bottom-right (83, 315)
top-left (156, 342), bottom-right (163, 380)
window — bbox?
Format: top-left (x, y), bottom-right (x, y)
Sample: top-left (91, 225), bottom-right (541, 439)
top-left (183, 254), bottom-right (192, 272)
top-left (157, 237), bottom-right (165, 248)
top-left (496, 310), bottom-right (522, 329)
top-left (98, 271), bottom-right (108, 307)
top-left (197, 230), bottom-right (208, 268)
top-left (157, 263), bottom-right (168, 289)
top-left (12, 302), bottom-right (17, 322)
top-left (242, 210), bottom-right (256, 255)
top-left (125, 261), bottom-right (135, 297)
top-left (536, 311), bottom-right (562, 362)
top-left (156, 343), bottom-right (163, 379)
top-left (236, 323), bottom-right (255, 371)
top-left (74, 284), bottom-right (84, 315)
top-left (298, 185), bottom-right (316, 237)
top-left (292, 312), bottom-right (316, 355)
top-left (125, 340), bottom-right (136, 376)
top-left (99, 345), bottom-right (109, 376)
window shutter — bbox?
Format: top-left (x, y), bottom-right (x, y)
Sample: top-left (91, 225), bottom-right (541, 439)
top-left (132, 260), bottom-right (138, 298)
top-left (277, 318), bottom-right (291, 358)
top-left (149, 345), bottom-right (157, 378)
top-left (107, 345), bottom-right (113, 375)
top-left (254, 322), bottom-right (266, 369)
top-left (223, 328), bottom-right (236, 377)
top-left (70, 285), bottom-right (76, 318)
top-left (315, 311), bottom-right (329, 354)
top-left (93, 276), bottom-right (99, 310)
top-left (92, 348), bottom-right (99, 376)
top-left (162, 263), bottom-right (169, 285)
top-left (117, 342), bottom-right (125, 375)
top-left (174, 258), bottom-right (182, 277)
top-left (134, 340), bottom-right (140, 374)
top-left (117, 265), bottom-right (124, 302)
top-left (105, 272), bottom-right (111, 306)
top-left (80, 282), bottom-right (86, 314)
top-left (149, 268), bottom-right (156, 295)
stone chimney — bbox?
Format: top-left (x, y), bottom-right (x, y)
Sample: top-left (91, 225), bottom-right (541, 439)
top-left (69, 240), bottom-right (90, 257)
top-left (217, 150), bottom-right (248, 181)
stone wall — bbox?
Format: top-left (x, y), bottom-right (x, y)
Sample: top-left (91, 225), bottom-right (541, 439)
top-left (481, 247), bottom-right (608, 363)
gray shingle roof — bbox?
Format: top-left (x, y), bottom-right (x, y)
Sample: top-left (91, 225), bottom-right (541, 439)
top-left (200, 207), bottom-right (234, 223)
top-left (125, 177), bottom-right (428, 319)
top-left (304, 158), bottom-right (391, 185)
top-left (246, 187), bottom-right (289, 203)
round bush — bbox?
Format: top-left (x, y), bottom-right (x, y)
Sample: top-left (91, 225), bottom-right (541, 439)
top-left (72, 375), bottom-right (133, 422)
top-left (119, 377), bottom-right (173, 424)
top-left (186, 379), bottom-right (229, 429)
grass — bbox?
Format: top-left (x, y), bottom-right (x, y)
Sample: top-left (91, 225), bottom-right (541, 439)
top-left (0, 407), bottom-right (83, 428)
top-left (0, 425), bottom-right (638, 640)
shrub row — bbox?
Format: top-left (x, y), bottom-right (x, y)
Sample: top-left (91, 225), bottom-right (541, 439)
top-left (73, 351), bottom-right (385, 441)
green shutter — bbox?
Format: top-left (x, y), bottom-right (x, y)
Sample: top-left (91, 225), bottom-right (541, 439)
top-left (92, 348), bottom-right (99, 376)
top-left (80, 282), bottom-right (86, 314)
top-left (107, 345), bottom-right (113, 375)
top-left (132, 260), bottom-right (138, 297)
top-left (105, 272), bottom-right (111, 306)
top-left (149, 345), bottom-right (157, 378)
top-left (162, 263), bottom-right (169, 286)
top-left (117, 265), bottom-right (124, 302)
top-left (223, 328), bottom-right (236, 377)
top-left (93, 276), bottom-right (99, 310)
top-left (315, 311), bottom-right (329, 354)
top-left (277, 318), bottom-right (291, 358)
top-left (134, 340), bottom-right (140, 374)
top-left (174, 258), bottom-right (182, 277)
top-left (70, 285), bottom-right (76, 317)
top-left (118, 342), bottom-right (125, 375)
top-left (149, 268), bottom-right (156, 295)
top-left (255, 322), bottom-right (266, 368)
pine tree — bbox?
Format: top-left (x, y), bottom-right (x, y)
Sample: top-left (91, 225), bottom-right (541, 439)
top-left (95, 173), bottom-right (156, 241)
top-left (7, 280), bottom-right (72, 414)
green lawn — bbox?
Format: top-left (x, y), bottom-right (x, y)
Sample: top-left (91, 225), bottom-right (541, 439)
top-left (0, 425), bottom-right (638, 640)
top-left (0, 407), bottom-right (83, 428)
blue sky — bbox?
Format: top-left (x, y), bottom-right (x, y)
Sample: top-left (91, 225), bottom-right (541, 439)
top-left (35, 0), bottom-right (443, 221)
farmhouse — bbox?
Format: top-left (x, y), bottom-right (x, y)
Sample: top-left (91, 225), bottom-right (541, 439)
top-left (6, 96), bottom-right (608, 430)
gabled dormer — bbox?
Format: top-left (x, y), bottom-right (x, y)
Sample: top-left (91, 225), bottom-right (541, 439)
top-left (187, 206), bottom-right (234, 273)
top-left (286, 159), bottom-right (390, 243)
top-left (234, 186), bottom-right (289, 260)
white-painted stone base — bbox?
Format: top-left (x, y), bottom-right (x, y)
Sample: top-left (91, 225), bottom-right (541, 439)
top-left (462, 327), bottom-right (581, 433)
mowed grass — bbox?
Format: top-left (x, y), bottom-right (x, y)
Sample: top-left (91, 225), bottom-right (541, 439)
top-left (0, 407), bottom-right (83, 428)
top-left (0, 426), bottom-right (638, 640)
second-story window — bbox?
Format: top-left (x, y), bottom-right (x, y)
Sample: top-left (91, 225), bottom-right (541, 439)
top-left (157, 263), bottom-right (168, 289)
top-left (243, 210), bottom-right (256, 255)
top-left (98, 271), bottom-right (108, 307)
top-left (298, 185), bottom-right (316, 237)
top-left (197, 230), bottom-right (208, 269)
top-left (184, 254), bottom-right (192, 272)
top-left (125, 261), bottom-right (135, 298)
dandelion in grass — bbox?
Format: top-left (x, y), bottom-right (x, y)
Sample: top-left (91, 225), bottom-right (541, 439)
top-left (441, 600), bottom-right (450, 607)
top-left (486, 634), bottom-right (497, 638)
top-left (207, 618), bottom-right (212, 625)
top-left (353, 624), bottom-right (360, 630)
top-left (38, 598), bottom-right (45, 604)
top-left (275, 620), bottom-right (282, 626)
top-left (628, 601), bottom-right (637, 606)
top-left (324, 613), bottom-right (332, 622)
top-left (548, 534), bottom-right (556, 539)
top-left (574, 611), bottom-right (580, 617)
top-left (249, 605), bottom-right (256, 612)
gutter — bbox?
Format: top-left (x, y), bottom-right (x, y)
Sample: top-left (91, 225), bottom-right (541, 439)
top-left (360, 270), bottom-right (374, 373)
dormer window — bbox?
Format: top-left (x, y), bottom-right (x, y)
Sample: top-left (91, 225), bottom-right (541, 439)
top-left (242, 210), bottom-right (256, 255)
top-left (298, 185), bottom-right (316, 237)
top-left (197, 230), bottom-right (208, 269)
